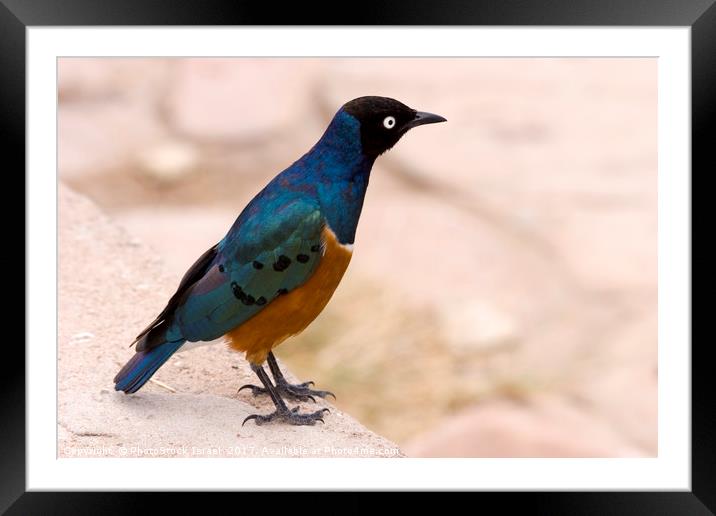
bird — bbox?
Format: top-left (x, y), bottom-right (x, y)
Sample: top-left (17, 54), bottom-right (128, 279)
top-left (113, 95), bottom-right (446, 426)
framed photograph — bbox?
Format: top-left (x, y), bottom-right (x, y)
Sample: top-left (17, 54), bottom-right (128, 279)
top-left (8, 0), bottom-right (708, 512)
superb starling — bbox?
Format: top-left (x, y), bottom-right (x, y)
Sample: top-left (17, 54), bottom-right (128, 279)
top-left (114, 96), bottom-right (447, 425)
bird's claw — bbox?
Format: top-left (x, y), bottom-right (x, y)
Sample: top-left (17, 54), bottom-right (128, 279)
top-left (242, 407), bottom-right (330, 427)
top-left (238, 380), bottom-right (335, 402)
top-left (279, 381), bottom-right (335, 402)
top-left (237, 383), bottom-right (265, 396)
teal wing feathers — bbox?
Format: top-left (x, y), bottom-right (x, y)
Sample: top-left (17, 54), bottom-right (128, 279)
top-left (173, 198), bottom-right (325, 342)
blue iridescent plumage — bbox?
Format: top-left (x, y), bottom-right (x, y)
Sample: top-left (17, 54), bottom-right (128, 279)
top-left (114, 97), bottom-right (446, 413)
top-left (176, 110), bottom-right (375, 341)
top-left (114, 109), bottom-right (374, 391)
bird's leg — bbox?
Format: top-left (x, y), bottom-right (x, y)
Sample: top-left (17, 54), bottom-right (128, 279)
top-left (267, 352), bottom-right (337, 400)
top-left (241, 363), bottom-right (329, 427)
top-left (239, 351), bottom-right (335, 402)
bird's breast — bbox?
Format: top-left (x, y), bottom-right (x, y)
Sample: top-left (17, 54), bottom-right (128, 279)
top-left (225, 225), bottom-right (352, 364)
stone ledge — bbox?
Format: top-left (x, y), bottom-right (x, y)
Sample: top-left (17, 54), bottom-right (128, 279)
top-left (58, 183), bottom-right (403, 458)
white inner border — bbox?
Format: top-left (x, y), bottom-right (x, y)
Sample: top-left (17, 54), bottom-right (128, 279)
top-left (27, 27), bottom-right (691, 491)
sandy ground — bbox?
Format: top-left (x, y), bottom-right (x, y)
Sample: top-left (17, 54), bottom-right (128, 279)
top-left (58, 184), bottom-right (402, 458)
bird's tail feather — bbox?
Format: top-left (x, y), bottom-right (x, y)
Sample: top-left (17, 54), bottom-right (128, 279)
top-left (113, 339), bottom-right (184, 394)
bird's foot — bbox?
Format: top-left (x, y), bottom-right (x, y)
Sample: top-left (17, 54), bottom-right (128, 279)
top-left (238, 380), bottom-right (335, 403)
top-left (242, 406), bottom-right (330, 427)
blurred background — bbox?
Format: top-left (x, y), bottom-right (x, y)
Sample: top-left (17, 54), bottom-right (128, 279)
top-left (58, 57), bottom-right (657, 457)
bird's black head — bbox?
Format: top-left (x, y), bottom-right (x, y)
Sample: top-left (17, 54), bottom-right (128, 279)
top-left (343, 96), bottom-right (447, 158)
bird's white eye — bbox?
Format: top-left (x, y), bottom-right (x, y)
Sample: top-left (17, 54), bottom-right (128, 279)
top-left (383, 116), bottom-right (396, 129)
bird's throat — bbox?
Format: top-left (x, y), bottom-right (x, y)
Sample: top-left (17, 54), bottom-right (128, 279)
top-left (318, 162), bottom-right (372, 246)
top-left (305, 109), bottom-right (376, 245)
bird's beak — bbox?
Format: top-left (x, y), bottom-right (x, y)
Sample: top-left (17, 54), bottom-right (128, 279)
top-left (406, 111), bottom-right (447, 129)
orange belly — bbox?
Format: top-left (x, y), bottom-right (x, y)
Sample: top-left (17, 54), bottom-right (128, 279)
top-left (225, 226), bottom-right (352, 365)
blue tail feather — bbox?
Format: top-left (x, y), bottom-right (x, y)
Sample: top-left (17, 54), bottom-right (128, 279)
top-left (114, 340), bottom-right (184, 394)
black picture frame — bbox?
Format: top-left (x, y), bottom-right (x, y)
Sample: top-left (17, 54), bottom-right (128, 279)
top-left (4, 0), bottom-right (708, 513)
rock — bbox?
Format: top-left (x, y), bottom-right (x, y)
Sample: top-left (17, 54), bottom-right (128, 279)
top-left (550, 210), bottom-right (656, 291)
top-left (165, 59), bottom-right (321, 142)
top-left (437, 299), bottom-right (518, 354)
top-left (114, 206), bottom-right (237, 277)
top-left (58, 183), bottom-right (403, 458)
top-left (404, 395), bottom-right (648, 457)
top-left (136, 140), bottom-right (200, 184)
top-left (59, 101), bottom-right (169, 181)
top-left (564, 307), bottom-right (658, 452)
top-left (70, 332), bottom-right (95, 343)
top-left (58, 58), bottom-right (172, 102)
